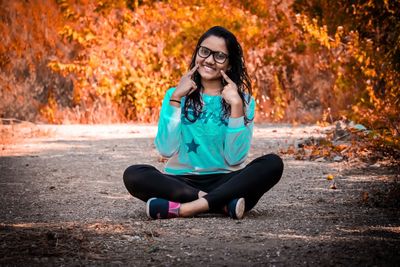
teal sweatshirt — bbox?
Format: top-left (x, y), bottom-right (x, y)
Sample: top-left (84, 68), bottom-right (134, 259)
top-left (155, 87), bottom-right (255, 175)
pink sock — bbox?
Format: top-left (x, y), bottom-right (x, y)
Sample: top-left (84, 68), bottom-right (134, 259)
top-left (168, 201), bottom-right (180, 217)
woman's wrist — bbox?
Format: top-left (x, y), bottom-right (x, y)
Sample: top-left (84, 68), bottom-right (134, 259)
top-left (169, 93), bottom-right (182, 107)
top-left (229, 98), bottom-right (242, 106)
top-left (169, 99), bottom-right (181, 104)
top-left (171, 92), bottom-right (183, 101)
top-left (230, 102), bottom-right (244, 118)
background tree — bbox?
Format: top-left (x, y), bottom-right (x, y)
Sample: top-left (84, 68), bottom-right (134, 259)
top-left (1, 0), bottom-right (398, 150)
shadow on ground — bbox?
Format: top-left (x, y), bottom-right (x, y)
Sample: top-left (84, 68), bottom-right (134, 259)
top-left (0, 124), bottom-right (399, 266)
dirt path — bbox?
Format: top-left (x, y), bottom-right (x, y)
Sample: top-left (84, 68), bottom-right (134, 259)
top-left (0, 124), bottom-right (399, 266)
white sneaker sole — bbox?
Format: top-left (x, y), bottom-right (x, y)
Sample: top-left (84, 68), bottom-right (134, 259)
top-left (146, 197), bottom-right (157, 219)
top-left (235, 198), bottom-right (245, 219)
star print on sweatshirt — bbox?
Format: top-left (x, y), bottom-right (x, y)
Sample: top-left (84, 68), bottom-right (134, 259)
top-left (154, 87), bottom-right (255, 175)
top-left (186, 138), bottom-right (200, 153)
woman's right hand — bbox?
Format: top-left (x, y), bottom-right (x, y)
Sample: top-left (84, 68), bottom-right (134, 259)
top-left (171, 64), bottom-right (199, 100)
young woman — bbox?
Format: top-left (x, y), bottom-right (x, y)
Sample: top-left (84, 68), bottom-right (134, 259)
top-left (123, 26), bottom-right (283, 220)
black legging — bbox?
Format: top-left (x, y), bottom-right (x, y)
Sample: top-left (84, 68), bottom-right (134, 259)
top-left (123, 153), bottom-right (283, 212)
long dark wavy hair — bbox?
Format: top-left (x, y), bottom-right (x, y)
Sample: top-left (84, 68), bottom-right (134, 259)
top-left (183, 26), bottom-right (253, 124)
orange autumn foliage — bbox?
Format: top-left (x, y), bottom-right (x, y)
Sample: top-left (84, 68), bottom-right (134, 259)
top-left (0, 0), bottom-right (71, 122)
top-left (0, 0), bottom-right (399, 150)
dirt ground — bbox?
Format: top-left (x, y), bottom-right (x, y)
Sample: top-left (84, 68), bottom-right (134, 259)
top-left (0, 123), bottom-right (399, 266)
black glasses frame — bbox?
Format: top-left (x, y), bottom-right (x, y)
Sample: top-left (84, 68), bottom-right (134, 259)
top-left (197, 46), bottom-right (228, 64)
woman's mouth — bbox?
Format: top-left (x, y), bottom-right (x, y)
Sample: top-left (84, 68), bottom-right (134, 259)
top-left (202, 65), bottom-right (216, 72)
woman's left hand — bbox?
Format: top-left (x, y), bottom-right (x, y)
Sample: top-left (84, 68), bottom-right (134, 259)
top-left (220, 70), bottom-right (242, 106)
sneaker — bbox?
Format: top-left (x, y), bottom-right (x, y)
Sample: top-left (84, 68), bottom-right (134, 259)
top-left (146, 198), bottom-right (180, 219)
top-left (226, 198), bottom-right (245, 219)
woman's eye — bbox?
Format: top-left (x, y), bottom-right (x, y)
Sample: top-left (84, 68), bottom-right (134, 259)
top-left (200, 48), bottom-right (209, 55)
top-left (216, 53), bottom-right (226, 60)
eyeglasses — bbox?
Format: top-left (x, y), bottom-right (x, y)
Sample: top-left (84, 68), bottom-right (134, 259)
top-left (197, 46), bottom-right (228, 64)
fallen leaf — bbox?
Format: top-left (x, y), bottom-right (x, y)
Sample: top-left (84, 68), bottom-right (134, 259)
top-left (362, 192), bottom-right (369, 202)
top-left (329, 181), bottom-right (337, 189)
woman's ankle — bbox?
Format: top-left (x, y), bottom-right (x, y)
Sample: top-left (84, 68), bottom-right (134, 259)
top-left (179, 198), bottom-right (209, 217)
top-left (178, 204), bottom-right (190, 217)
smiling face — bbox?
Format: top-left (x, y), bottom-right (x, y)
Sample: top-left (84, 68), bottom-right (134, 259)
top-left (195, 35), bottom-right (230, 82)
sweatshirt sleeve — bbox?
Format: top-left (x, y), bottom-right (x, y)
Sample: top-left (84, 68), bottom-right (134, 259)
top-left (154, 88), bottom-right (182, 157)
top-left (223, 96), bottom-right (255, 166)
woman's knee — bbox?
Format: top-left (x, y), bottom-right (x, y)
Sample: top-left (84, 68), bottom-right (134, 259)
top-left (267, 153), bottom-right (284, 170)
top-left (259, 153), bottom-right (284, 182)
top-left (123, 164), bottom-right (155, 188)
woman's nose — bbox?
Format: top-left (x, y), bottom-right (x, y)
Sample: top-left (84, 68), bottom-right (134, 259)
top-left (204, 54), bottom-right (215, 64)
